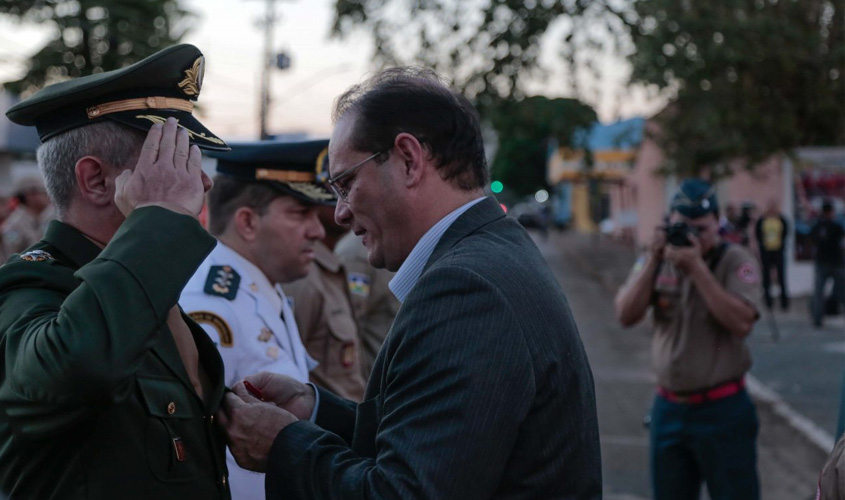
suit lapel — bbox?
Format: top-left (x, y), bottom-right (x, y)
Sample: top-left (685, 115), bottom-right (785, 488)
top-left (422, 197), bottom-right (505, 274)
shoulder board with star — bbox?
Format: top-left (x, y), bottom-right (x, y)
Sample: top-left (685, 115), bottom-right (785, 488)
top-left (203, 265), bottom-right (240, 300)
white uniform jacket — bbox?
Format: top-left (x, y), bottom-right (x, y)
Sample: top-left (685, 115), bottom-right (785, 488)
top-left (181, 241), bottom-right (316, 500)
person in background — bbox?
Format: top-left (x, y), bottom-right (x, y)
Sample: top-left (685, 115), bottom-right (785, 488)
top-left (809, 199), bottom-right (845, 328)
top-left (180, 139), bottom-right (333, 500)
top-left (335, 231), bottom-right (401, 381)
top-left (755, 199), bottom-right (790, 311)
top-left (736, 201), bottom-right (756, 248)
top-left (615, 179), bottom-right (762, 500)
top-left (283, 203), bottom-right (367, 402)
top-left (0, 44), bottom-right (231, 500)
top-left (720, 203), bottom-right (742, 244)
top-left (1, 175), bottom-right (53, 257)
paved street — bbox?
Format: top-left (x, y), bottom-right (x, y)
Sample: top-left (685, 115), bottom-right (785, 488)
top-left (529, 230), bottom-right (837, 500)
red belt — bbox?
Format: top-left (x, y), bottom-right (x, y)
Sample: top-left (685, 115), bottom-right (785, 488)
top-left (658, 378), bottom-right (745, 405)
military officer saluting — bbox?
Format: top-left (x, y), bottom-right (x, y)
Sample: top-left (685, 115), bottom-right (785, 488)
top-left (0, 45), bottom-right (231, 499)
top-left (180, 139), bottom-right (334, 500)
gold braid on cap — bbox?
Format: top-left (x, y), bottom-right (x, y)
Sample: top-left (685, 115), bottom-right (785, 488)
top-left (87, 97), bottom-right (193, 119)
top-left (255, 169), bottom-right (316, 182)
top-left (287, 182), bottom-right (335, 201)
top-left (135, 114), bottom-right (225, 145)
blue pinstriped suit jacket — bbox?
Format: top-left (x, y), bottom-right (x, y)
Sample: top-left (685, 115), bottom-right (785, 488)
top-left (267, 197), bottom-right (602, 499)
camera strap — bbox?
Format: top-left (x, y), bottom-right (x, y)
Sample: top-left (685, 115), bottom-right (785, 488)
top-left (706, 242), bottom-right (730, 272)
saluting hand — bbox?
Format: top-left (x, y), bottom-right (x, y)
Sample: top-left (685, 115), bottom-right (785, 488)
top-left (114, 117), bottom-right (212, 218)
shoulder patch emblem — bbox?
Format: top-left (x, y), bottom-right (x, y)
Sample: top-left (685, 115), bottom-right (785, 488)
top-left (736, 263), bottom-right (759, 284)
top-left (204, 265), bottom-right (240, 300)
top-left (19, 250), bottom-right (53, 262)
top-left (347, 272), bottom-right (371, 297)
top-left (188, 311), bottom-right (233, 347)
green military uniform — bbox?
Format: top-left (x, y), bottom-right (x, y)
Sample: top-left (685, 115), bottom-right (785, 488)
top-left (283, 241), bottom-right (366, 401)
top-left (335, 232), bottom-right (400, 380)
top-left (1, 43), bottom-right (231, 499)
top-left (0, 208), bottom-right (230, 499)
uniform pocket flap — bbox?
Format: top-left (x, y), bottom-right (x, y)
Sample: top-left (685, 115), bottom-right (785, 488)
top-left (137, 376), bottom-right (197, 419)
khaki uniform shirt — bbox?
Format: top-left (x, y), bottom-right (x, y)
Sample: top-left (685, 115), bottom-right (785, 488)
top-left (626, 244), bottom-right (762, 392)
top-left (1, 206), bottom-right (52, 256)
top-left (283, 241), bottom-right (366, 401)
top-left (335, 232), bottom-right (400, 380)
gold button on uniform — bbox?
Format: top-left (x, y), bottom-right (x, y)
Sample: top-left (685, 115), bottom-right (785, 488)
top-left (167, 402), bottom-right (176, 415)
top-left (222, 476), bottom-right (228, 487)
top-left (209, 414), bottom-right (215, 424)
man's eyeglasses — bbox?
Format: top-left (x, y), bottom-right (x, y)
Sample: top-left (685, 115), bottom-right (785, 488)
top-left (327, 150), bottom-right (387, 202)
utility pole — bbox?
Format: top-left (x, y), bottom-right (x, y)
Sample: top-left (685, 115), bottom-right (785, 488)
top-left (258, 0), bottom-right (276, 140)
top-left (254, 0), bottom-right (292, 140)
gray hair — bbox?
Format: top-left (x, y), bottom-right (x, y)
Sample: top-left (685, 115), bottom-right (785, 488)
top-left (36, 121), bottom-right (145, 217)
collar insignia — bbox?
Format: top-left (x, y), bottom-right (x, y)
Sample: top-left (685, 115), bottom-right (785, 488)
top-left (19, 250), bottom-right (53, 262)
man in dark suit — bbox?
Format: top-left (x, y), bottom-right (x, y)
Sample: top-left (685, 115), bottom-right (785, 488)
top-left (0, 45), bottom-right (231, 499)
top-left (221, 67), bottom-right (602, 499)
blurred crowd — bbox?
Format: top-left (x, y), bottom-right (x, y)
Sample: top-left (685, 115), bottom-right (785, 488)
top-left (719, 197), bottom-right (845, 327)
top-left (0, 176), bottom-right (55, 264)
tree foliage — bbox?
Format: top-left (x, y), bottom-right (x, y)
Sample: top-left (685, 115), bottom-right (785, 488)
top-left (1, 0), bottom-right (194, 96)
top-left (331, 0), bottom-right (628, 108)
top-left (332, 0), bottom-right (844, 176)
top-left (489, 96), bottom-right (596, 196)
top-left (629, 0), bottom-right (844, 175)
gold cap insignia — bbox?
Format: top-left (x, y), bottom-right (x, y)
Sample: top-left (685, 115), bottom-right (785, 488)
top-left (178, 56), bottom-right (205, 97)
top-left (315, 147), bottom-right (329, 184)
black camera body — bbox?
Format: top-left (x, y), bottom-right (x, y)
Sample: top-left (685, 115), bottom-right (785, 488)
top-left (664, 222), bottom-right (698, 247)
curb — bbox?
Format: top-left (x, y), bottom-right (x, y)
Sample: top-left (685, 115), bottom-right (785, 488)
top-left (745, 374), bottom-right (836, 453)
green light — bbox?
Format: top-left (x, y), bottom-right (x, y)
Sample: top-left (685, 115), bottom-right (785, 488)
top-left (491, 181), bottom-right (503, 193)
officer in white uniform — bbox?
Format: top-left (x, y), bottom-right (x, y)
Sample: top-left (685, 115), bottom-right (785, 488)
top-left (181, 139), bottom-right (334, 500)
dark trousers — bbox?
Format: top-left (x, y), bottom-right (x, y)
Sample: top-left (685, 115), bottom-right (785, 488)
top-left (812, 264), bottom-right (845, 327)
top-left (650, 390), bottom-right (760, 500)
top-left (760, 250), bottom-right (788, 309)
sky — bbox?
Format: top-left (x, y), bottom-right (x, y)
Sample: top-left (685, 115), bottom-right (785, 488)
top-left (0, 0), bottom-right (664, 142)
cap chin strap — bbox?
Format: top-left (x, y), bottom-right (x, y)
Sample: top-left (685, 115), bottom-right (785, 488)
top-left (86, 96), bottom-right (194, 119)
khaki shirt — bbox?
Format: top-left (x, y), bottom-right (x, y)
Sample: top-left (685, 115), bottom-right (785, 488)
top-left (626, 243), bottom-right (762, 392)
top-left (283, 241), bottom-right (366, 401)
top-left (1, 206), bottom-right (52, 256)
top-left (335, 232), bottom-right (400, 380)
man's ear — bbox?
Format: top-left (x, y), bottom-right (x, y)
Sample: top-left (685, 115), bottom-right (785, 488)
top-left (75, 156), bottom-right (114, 207)
top-left (393, 132), bottom-right (427, 188)
top-left (232, 206), bottom-right (261, 242)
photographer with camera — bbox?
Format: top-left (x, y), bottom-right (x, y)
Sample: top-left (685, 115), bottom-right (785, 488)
top-left (615, 179), bottom-right (763, 500)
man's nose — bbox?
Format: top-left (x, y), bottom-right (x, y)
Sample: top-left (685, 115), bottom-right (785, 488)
top-left (335, 199), bottom-right (352, 227)
top-left (309, 211), bottom-right (326, 241)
